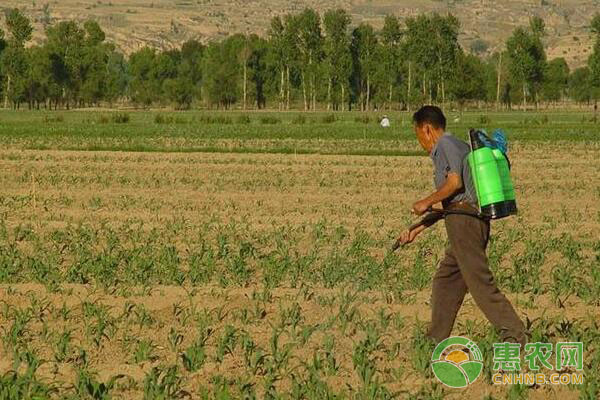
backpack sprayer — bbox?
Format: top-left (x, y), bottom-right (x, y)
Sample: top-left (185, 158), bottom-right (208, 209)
top-left (467, 128), bottom-right (517, 219)
top-left (391, 128), bottom-right (517, 252)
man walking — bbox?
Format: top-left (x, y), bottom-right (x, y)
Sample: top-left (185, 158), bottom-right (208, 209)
top-left (398, 105), bottom-right (526, 345)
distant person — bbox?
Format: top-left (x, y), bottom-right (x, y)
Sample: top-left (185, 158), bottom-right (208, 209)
top-left (380, 115), bottom-right (390, 128)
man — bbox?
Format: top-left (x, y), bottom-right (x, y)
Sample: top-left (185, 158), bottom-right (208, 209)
top-left (398, 105), bottom-right (526, 346)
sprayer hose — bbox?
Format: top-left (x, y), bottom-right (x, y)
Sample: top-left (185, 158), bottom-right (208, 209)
top-left (428, 207), bottom-right (490, 220)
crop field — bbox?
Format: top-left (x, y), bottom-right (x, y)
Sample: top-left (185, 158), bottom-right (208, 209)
top-left (0, 110), bottom-right (598, 399)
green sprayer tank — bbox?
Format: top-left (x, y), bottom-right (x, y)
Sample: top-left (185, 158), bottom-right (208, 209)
top-left (467, 129), bottom-right (517, 219)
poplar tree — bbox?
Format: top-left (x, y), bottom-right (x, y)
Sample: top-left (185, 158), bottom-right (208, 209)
top-left (1, 9), bottom-right (33, 108)
top-left (351, 24), bottom-right (377, 111)
top-left (506, 17), bottom-right (546, 110)
top-left (45, 21), bottom-right (86, 108)
top-left (268, 16), bottom-right (287, 110)
top-left (588, 13), bottom-right (600, 116)
top-left (379, 15), bottom-right (403, 110)
top-left (542, 58), bottom-right (569, 105)
top-left (296, 9), bottom-right (322, 111)
top-left (323, 9), bottom-right (351, 111)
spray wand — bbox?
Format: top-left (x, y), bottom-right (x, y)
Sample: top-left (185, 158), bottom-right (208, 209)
top-left (390, 207), bottom-right (488, 252)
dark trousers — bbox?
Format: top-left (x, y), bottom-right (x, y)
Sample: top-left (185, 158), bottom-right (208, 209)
top-left (427, 206), bottom-right (526, 345)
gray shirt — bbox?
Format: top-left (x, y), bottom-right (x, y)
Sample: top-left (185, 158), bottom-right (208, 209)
top-left (430, 132), bottom-right (478, 208)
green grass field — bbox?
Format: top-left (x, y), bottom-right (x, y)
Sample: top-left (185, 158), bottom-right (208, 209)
top-left (0, 110), bottom-right (598, 155)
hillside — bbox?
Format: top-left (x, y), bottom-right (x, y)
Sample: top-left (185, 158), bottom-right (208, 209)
top-left (1, 0), bottom-right (597, 68)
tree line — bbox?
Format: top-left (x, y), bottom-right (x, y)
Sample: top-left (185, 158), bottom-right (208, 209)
top-left (1, 8), bottom-right (599, 111)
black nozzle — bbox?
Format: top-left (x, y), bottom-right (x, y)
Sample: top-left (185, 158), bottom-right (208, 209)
top-left (391, 239), bottom-right (402, 252)
top-left (469, 129), bottom-right (487, 151)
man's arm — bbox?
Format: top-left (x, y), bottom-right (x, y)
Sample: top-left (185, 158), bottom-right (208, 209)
top-left (412, 173), bottom-right (463, 215)
top-left (398, 173), bottom-right (463, 245)
top-left (399, 138), bottom-right (466, 245)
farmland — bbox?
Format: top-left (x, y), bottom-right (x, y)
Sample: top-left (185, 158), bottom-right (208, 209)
top-left (0, 110), bottom-right (598, 399)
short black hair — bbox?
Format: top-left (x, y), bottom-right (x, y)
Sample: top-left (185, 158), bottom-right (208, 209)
top-left (412, 105), bottom-right (446, 130)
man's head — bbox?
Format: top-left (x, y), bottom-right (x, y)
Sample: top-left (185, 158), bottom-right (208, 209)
top-left (412, 105), bottom-right (446, 153)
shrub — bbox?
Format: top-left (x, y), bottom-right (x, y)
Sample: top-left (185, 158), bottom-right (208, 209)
top-left (236, 115), bottom-right (251, 124)
top-left (292, 114), bottom-right (306, 124)
top-left (470, 38), bottom-right (489, 55)
top-left (198, 115), bottom-right (232, 124)
top-left (155, 114), bottom-right (187, 124)
top-left (214, 116), bottom-right (233, 124)
top-left (355, 115), bottom-right (371, 124)
top-left (174, 116), bottom-right (187, 124)
top-left (321, 114), bottom-right (336, 124)
top-left (478, 115), bottom-right (491, 125)
top-left (531, 115), bottom-right (549, 126)
top-left (112, 113), bottom-right (130, 124)
top-left (43, 114), bottom-right (64, 123)
top-left (260, 116), bottom-right (281, 124)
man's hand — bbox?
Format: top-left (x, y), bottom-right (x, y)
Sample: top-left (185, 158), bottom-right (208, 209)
top-left (412, 198), bottom-right (431, 216)
top-left (397, 227), bottom-right (422, 246)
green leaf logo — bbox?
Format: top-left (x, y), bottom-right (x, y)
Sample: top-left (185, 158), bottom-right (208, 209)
top-left (431, 336), bottom-right (483, 388)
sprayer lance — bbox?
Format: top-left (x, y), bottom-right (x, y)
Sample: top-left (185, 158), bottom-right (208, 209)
top-left (390, 207), bottom-right (487, 252)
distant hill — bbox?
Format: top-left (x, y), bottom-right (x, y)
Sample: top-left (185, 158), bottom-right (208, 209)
top-left (1, 0), bottom-right (597, 69)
